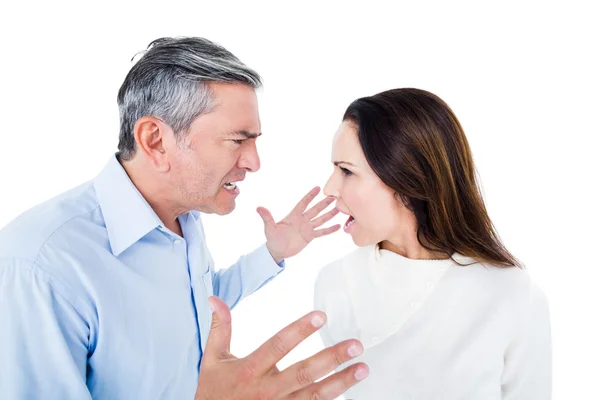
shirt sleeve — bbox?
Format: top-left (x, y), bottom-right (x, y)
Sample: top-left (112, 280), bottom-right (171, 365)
top-left (0, 260), bottom-right (92, 399)
top-left (501, 281), bottom-right (552, 399)
top-left (211, 243), bottom-right (285, 309)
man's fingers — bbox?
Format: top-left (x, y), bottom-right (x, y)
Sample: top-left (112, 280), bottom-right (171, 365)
top-left (313, 224), bottom-right (341, 238)
top-left (246, 311), bottom-right (327, 374)
top-left (290, 186), bottom-right (320, 216)
top-left (309, 207), bottom-right (339, 228)
top-left (287, 362), bottom-right (369, 400)
top-left (303, 196), bottom-right (335, 220)
top-left (271, 339), bottom-right (365, 397)
top-left (256, 206), bottom-right (276, 227)
top-left (203, 296), bottom-right (233, 362)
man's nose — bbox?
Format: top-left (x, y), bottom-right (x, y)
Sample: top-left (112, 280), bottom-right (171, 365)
top-left (238, 142), bottom-right (260, 172)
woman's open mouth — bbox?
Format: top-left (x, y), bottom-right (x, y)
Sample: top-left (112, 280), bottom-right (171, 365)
top-left (343, 215), bottom-right (355, 233)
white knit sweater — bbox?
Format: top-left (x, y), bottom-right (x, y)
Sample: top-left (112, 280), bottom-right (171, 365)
top-left (314, 245), bottom-right (551, 399)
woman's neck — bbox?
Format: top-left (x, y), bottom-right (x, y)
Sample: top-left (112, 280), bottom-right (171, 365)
top-left (379, 238), bottom-right (449, 260)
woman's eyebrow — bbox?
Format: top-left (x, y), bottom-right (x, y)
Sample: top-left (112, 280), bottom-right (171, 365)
top-left (333, 161), bottom-right (356, 167)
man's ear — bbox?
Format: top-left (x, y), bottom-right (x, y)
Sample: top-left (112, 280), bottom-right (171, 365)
top-left (133, 116), bottom-right (171, 172)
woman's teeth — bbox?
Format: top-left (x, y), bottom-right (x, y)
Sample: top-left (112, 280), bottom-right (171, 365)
top-left (223, 182), bottom-right (237, 190)
top-left (345, 216), bottom-right (355, 228)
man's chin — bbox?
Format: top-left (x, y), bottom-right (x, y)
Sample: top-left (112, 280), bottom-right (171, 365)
top-left (214, 207), bottom-right (235, 216)
top-left (213, 200), bottom-right (236, 215)
top-left (193, 198), bottom-right (236, 215)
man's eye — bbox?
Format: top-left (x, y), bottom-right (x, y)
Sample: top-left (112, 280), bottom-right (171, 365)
top-left (232, 139), bottom-right (245, 144)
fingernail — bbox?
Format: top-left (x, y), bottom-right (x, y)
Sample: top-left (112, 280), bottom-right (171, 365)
top-left (208, 297), bottom-right (215, 312)
top-left (354, 366), bottom-right (369, 381)
top-left (347, 343), bottom-right (363, 357)
top-left (311, 314), bottom-right (326, 328)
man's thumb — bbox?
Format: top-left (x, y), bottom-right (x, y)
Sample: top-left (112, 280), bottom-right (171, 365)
top-left (204, 296), bottom-right (232, 361)
top-left (256, 206), bottom-right (275, 228)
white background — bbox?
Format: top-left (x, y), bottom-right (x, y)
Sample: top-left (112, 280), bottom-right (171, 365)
top-left (1, 1), bottom-right (598, 398)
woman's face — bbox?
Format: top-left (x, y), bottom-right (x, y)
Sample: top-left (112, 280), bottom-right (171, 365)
top-left (324, 121), bottom-right (413, 247)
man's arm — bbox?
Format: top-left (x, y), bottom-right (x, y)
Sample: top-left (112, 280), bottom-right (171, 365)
top-left (0, 260), bottom-right (92, 399)
top-left (208, 187), bottom-right (339, 309)
top-left (210, 243), bottom-right (284, 309)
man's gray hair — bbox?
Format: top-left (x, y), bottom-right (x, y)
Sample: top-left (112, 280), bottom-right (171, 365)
top-left (117, 37), bottom-right (262, 160)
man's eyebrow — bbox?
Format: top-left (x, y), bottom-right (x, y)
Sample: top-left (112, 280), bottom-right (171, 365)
top-left (333, 161), bottom-right (356, 167)
top-left (230, 130), bottom-right (262, 139)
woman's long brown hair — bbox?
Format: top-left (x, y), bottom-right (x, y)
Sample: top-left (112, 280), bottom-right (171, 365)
top-left (343, 88), bottom-right (521, 268)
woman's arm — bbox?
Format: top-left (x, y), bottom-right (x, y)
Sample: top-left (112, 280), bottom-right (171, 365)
top-left (501, 282), bottom-right (552, 399)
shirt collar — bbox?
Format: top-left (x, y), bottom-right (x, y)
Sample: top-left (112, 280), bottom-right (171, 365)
top-left (93, 154), bottom-right (164, 256)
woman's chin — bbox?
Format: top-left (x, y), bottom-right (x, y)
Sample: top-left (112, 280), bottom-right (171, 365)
top-left (350, 233), bottom-right (376, 248)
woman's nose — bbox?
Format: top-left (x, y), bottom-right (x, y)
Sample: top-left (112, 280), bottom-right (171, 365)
top-left (323, 174), bottom-right (338, 198)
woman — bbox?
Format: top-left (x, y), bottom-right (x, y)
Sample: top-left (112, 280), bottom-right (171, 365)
top-left (315, 88), bottom-right (551, 399)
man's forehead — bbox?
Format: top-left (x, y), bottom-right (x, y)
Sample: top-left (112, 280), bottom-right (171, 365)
top-left (206, 98), bottom-right (261, 136)
top-left (209, 82), bottom-right (258, 107)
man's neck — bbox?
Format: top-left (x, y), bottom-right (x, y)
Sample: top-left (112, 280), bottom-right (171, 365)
top-left (119, 156), bottom-right (186, 238)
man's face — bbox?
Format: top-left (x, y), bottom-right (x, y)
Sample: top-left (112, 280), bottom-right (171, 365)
top-left (166, 82), bottom-right (262, 215)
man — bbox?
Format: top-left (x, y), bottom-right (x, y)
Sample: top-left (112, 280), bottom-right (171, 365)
top-left (0, 37), bottom-right (368, 399)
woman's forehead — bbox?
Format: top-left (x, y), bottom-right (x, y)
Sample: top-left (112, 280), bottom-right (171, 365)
top-left (332, 122), bottom-right (362, 160)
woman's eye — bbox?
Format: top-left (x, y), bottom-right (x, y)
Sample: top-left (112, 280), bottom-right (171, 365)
top-left (340, 167), bottom-right (352, 176)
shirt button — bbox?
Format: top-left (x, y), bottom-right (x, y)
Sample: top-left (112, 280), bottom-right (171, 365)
top-left (426, 282), bottom-right (434, 289)
top-left (174, 239), bottom-right (182, 245)
top-left (411, 302), bottom-right (418, 309)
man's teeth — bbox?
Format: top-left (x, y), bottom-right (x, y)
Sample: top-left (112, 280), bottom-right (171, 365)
top-left (223, 182), bottom-right (237, 190)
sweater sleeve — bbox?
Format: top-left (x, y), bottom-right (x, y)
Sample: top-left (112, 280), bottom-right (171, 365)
top-left (501, 281), bottom-right (552, 399)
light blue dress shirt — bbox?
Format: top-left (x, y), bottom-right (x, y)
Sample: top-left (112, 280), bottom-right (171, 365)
top-left (0, 155), bottom-right (284, 399)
